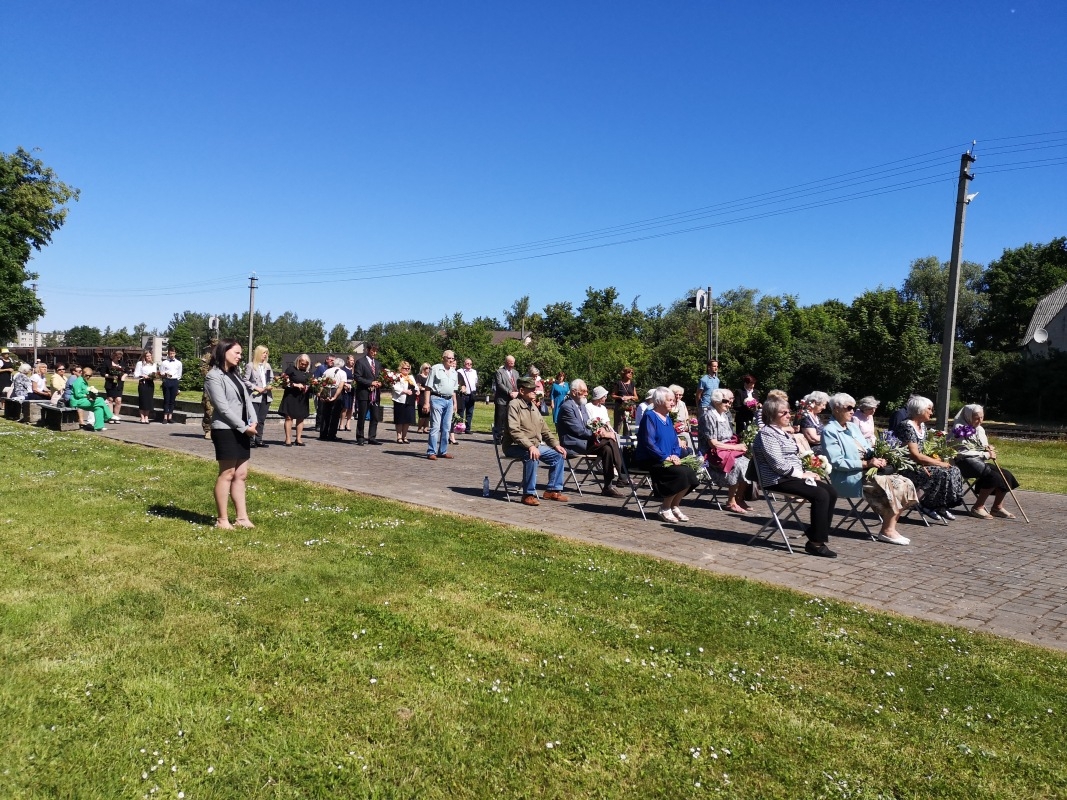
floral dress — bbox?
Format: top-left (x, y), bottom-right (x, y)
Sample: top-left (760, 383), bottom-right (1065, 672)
top-left (895, 420), bottom-right (965, 510)
top-left (702, 407), bottom-right (750, 486)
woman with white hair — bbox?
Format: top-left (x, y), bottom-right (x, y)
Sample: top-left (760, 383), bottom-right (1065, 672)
top-left (951, 404), bottom-right (1019, 519)
top-left (823, 393), bottom-right (917, 545)
top-left (894, 395), bottom-right (966, 522)
top-left (635, 386), bottom-right (700, 523)
top-left (668, 384), bottom-right (689, 422)
top-left (799, 391), bottom-right (829, 451)
top-left (9, 362), bottom-right (32, 400)
top-left (701, 387), bottom-right (752, 514)
top-left (853, 396), bottom-right (879, 445)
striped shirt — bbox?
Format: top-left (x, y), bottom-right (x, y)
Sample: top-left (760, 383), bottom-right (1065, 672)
top-left (752, 424), bottom-right (804, 488)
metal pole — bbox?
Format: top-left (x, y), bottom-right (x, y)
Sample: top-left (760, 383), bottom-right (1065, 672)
top-left (248, 274), bottom-right (258, 355)
top-left (31, 282), bottom-right (38, 364)
top-left (935, 151), bottom-right (976, 431)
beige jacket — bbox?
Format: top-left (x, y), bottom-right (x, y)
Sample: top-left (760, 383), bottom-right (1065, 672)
top-left (502, 398), bottom-right (558, 450)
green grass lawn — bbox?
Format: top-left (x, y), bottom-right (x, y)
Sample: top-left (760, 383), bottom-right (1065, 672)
top-left (989, 437), bottom-right (1067, 494)
top-left (1, 420), bottom-right (1066, 798)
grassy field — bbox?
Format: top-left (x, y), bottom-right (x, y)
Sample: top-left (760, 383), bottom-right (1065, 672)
top-left (1, 419), bottom-right (1066, 798)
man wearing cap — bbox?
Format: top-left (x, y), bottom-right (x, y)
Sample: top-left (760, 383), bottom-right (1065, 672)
top-left (502, 376), bottom-right (568, 506)
top-left (555, 379), bottom-right (626, 496)
top-left (0, 348), bottom-right (15, 394)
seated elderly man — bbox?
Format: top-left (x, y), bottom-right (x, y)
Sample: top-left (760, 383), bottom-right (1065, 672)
top-left (501, 376), bottom-right (569, 506)
top-left (556, 379), bottom-right (627, 497)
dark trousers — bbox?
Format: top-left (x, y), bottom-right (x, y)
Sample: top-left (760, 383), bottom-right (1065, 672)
top-left (356, 389), bottom-right (379, 441)
top-left (772, 477), bottom-right (838, 543)
top-left (460, 393), bottom-right (476, 431)
top-left (319, 398), bottom-right (341, 440)
top-left (162, 378), bottom-right (179, 416)
top-left (493, 402), bottom-right (508, 440)
top-left (253, 397), bottom-right (269, 444)
top-left (585, 436), bottom-right (623, 486)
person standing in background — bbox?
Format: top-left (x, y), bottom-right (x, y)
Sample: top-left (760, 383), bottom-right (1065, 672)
top-left (204, 339), bottom-right (257, 530)
top-left (354, 343), bottom-right (382, 445)
top-left (492, 355), bottom-right (519, 442)
top-left (458, 357), bottom-right (479, 434)
top-left (159, 345), bottom-right (183, 424)
top-left (0, 348), bottom-right (15, 395)
top-left (243, 345), bottom-right (274, 448)
top-left (133, 350), bottom-right (158, 423)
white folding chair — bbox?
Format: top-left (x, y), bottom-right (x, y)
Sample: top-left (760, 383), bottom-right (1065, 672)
top-left (747, 452), bottom-right (810, 554)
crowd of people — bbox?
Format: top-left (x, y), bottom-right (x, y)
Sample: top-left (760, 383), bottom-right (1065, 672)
top-left (2, 344), bottom-right (1025, 547)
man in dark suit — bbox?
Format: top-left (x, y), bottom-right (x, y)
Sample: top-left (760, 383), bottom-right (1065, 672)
top-left (492, 355), bottom-right (519, 443)
top-left (354, 342), bottom-right (382, 445)
top-left (555, 379), bottom-right (625, 497)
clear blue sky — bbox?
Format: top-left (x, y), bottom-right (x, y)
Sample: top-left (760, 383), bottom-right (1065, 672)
top-left (4, 1), bottom-right (1065, 336)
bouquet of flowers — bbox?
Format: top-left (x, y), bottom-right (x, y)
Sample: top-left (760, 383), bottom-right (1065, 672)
top-left (865, 430), bottom-right (916, 478)
top-left (379, 369), bottom-right (400, 386)
top-left (741, 421), bottom-right (759, 454)
top-left (587, 418), bottom-right (611, 436)
top-left (664, 453), bottom-right (704, 471)
top-left (673, 420), bottom-right (687, 434)
top-left (139, 368), bottom-right (157, 381)
top-left (801, 451), bottom-right (831, 480)
top-left (271, 373), bottom-right (291, 390)
top-left (744, 398), bottom-right (759, 410)
top-left (310, 375), bottom-right (336, 399)
top-left (952, 423), bottom-right (977, 441)
top-left (922, 428), bottom-right (956, 461)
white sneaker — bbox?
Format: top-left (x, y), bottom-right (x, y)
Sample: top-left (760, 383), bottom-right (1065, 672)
top-left (672, 507), bottom-right (690, 522)
top-left (877, 532), bottom-right (910, 546)
top-left (657, 508), bottom-right (678, 523)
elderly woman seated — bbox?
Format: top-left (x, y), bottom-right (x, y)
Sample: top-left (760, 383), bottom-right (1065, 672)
top-left (700, 388), bottom-right (752, 514)
top-left (951, 404), bottom-right (1019, 519)
top-left (799, 391), bottom-right (829, 452)
top-left (822, 393), bottom-right (917, 545)
top-left (853, 396), bottom-right (879, 445)
top-left (69, 366), bottom-right (113, 430)
top-left (668, 384), bottom-right (689, 422)
top-left (635, 386), bottom-right (700, 524)
top-left (894, 395), bottom-right (966, 522)
top-left (752, 394), bottom-right (839, 558)
top-left (9, 363), bottom-right (33, 400)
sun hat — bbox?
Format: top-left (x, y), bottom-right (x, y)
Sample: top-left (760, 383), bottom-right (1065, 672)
top-left (591, 386), bottom-right (608, 400)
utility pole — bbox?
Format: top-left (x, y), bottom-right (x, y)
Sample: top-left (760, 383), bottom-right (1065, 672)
top-left (705, 285), bottom-right (714, 362)
top-left (31, 282), bottom-right (38, 365)
top-left (935, 149), bottom-right (977, 431)
top-left (247, 273), bottom-right (258, 356)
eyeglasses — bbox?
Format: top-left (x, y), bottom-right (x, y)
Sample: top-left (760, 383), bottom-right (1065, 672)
top-left (844, 405), bottom-right (855, 411)
top-left (778, 410), bottom-right (792, 417)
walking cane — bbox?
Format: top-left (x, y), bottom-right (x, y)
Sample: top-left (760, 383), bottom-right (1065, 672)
top-left (991, 458), bottom-right (1030, 524)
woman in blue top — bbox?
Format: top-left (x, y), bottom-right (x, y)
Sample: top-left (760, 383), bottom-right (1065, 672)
top-left (549, 371), bottom-right (570, 424)
top-left (823, 392), bottom-right (916, 546)
top-left (635, 386), bottom-right (699, 524)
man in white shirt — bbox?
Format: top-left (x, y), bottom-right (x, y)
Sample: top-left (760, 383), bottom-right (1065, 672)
top-left (159, 346), bottom-right (184, 424)
top-left (318, 356), bottom-right (348, 442)
top-left (458, 358), bottom-right (478, 434)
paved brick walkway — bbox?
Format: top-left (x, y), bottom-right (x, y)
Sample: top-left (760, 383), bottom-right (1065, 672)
top-left (101, 421), bottom-right (1067, 652)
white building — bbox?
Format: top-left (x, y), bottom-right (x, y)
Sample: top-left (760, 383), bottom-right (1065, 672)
top-left (11, 330), bottom-right (65, 348)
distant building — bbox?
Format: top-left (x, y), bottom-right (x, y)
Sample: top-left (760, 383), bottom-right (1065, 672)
top-left (1021, 282), bottom-right (1067, 355)
top-left (10, 330), bottom-right (65, 348)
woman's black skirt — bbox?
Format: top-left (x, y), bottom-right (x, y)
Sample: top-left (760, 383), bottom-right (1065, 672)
top-left (647, 462), bottom-right (700, 496)
top-left (956, 456), bottom-right (1019, 492)
top-left (212, 428), bottom-right (251, 462)
top-left (138, 379), bottom-right (155, 412)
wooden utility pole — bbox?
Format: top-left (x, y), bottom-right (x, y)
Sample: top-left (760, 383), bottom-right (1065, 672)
top-left (935, 150), bottom-right (976, 431)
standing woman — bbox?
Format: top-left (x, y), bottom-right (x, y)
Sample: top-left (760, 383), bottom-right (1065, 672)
top-left (611, 367), bottom-right (638, 433)
top-left (279, 353), bottom-right (311, 447)
top-left (159, 346), bottom-right (183, 423)
top-left (549, 371), bottom-right (569, 425)
top-left (733, 374), bottom-right (760, 433)
top-left (243, 345), bottom-right (274, 448)
top-left (204, 339), bottom-right (258, 530)
top-left (415, 362), bottom-right (432, 434)
top-left (102, 351), bottom-right (126, 424)
top-left (133, 350), bottom-right (158, 423)
top-left (392, 360), bottom-right (418, 443)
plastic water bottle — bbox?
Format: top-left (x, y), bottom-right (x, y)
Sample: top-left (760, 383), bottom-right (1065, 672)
top-left (482, 476), bottom-right (490, 497)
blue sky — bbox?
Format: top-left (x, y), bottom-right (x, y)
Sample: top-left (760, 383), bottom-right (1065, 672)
top-left (4, 1), bottom-right (1065, 336)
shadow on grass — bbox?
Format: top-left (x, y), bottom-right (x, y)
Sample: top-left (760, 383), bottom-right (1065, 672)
top-left (147, 504), bottom-right (217, 526)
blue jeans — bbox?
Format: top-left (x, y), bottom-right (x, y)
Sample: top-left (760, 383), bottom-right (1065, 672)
top-left (428, 395), bottom-right (453, 455)
top-left (505, 444), bottom-right (565, 496)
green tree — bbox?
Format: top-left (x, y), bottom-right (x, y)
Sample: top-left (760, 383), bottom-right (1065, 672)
top-left (900, 256), bottom-right (987, 344)
top-left (975, 237), bottom-right (1067, 350)
top-left (326, 323), bottom-right (350, 352)
top-left (65, 325), bottom-right (103, 347)
top-left (0, 148), bottom-right (80, 342)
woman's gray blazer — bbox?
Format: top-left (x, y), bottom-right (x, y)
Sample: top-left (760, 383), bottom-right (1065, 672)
top-left (204, 367), bottom-right (257, 432)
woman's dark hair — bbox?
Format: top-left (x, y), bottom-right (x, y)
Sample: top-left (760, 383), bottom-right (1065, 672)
top-left (743, 374), bottom-right (756, 385)
top-left (212, 339), bottom-right (241, 372)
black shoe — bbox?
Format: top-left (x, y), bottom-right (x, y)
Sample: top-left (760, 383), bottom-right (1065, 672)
top-left (804, 541), bottom-right (837, 558)
top-left (356, 439), bottom-right (365, 446)
top-left (367, 439), bottom-right (381, 445)
top-left (258, 443), bottom-right (269, 448)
